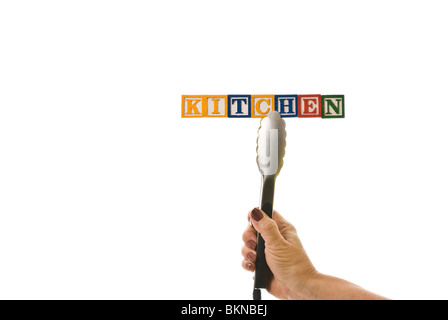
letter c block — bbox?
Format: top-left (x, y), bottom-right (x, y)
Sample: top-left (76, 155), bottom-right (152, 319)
top-left (251, 95), bottom-right (275, 118)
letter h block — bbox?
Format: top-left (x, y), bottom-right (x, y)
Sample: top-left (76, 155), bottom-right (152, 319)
top-left (275, 95), bottom-right (298, 117)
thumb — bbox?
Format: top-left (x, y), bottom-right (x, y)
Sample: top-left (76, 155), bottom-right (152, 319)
top-left (250, 207), bottom-right (284, 247)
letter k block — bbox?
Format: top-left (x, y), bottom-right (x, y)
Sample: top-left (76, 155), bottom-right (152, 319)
top-left (182, 95), bottom-right (205, 118)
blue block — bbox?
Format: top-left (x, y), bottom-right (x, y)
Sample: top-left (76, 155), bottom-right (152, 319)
top-left (228, 95), bottom-right (251, 118)
top-left (274, 95), bottom-right (298, 117)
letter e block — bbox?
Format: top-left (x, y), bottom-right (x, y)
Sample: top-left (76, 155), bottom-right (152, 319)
top-left (322, 95), bottom-right (345, 118)
top-left (298, 95), bottom-right (321, 118)
top-left (251, 95), bottom-right (275, 118)
top-left (275, 95), bottom-right (298, 117)
top-left (182, 95), bottom-right (205, 118)
top-left (204, 95), bottom-right (228, 117)
top-left (228, 95), bottom-right (251, 118)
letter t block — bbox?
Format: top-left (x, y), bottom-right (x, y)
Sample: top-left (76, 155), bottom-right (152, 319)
top-left (228, 95), bottom-right (251, 118)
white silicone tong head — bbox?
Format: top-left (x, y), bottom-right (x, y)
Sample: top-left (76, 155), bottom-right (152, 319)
top-left (256, 110), bottom-right (286, 177)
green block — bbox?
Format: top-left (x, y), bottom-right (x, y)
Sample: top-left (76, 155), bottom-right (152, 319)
top-left (321, 95), bottom-right (344, 118)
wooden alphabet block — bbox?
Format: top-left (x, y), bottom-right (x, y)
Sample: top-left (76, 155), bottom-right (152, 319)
top-left (322, 95), bottom-right (345, 118)
top-left (204, 95), bottom-right (228, 117)
top-left (275, 95), bottom-right (298, 117)
top-left (251, 95), bottom-right (275, 118)
top-left (228, 95), bottom-right (251, 118)
top-left (298, 95), bottom-right (322, 118)
top-left (181, 95), bottom-right (205, 118)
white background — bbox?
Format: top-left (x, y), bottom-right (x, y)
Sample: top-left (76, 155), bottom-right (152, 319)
top-left (1, 1), bottom-right (447, 300)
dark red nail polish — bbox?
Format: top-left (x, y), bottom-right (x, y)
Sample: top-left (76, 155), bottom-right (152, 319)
top-left (247, 240), bottom-right (257, 250)
top-left (251, 208), bottom-right (263, 222)
top-left (246, 262), bottom-right (252, 269)
top-left (248, 252), bottom-right (256, 262)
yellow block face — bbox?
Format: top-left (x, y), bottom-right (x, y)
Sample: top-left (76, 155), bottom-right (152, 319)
top-left (251, 95), bottom-right (275, 118)
top-left (204, 95), bottom-right (228, 117)
top-left (181, 95), bottom-right (205, 118)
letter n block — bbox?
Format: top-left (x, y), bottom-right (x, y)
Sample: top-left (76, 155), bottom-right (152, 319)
top-left (228, 95), bottom-right (251, 118)
top-left (322, 95), bottom-right (345, 118)
top-left (298, 95), bottom-right (321, 118)
top-left (181, 95), bottom-right (205, 118)
top-left (274, 95), bottom-right (298, 117)
top-left (251, 95), bottom-right (275, 118)
top-left (204, 95), bottom-right (228, 117)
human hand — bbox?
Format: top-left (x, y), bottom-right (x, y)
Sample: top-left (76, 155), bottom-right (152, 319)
top-left (242, 207), bottom-right (388, 300)
top-left (241, 207), bottom-right (317, 299)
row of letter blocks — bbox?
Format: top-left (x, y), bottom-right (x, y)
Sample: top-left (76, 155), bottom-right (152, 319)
top-left (182, 95), bottom-right (344, 118)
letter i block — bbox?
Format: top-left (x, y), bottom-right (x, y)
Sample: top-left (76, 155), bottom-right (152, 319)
top-left (274, 95), bottom-right (298, 117)
top-left (181, 95), bottom-right (205, 118)
top-left (204, 95), bottom-right (228, 117)
top-left (228, 95), bottom-right (251, 118)
top-left (298, 95), bottom-right (322, 118)
top-left (322, 95), bottom-right (345, 118)
top-left (251, 95), bottom-right (275, 118)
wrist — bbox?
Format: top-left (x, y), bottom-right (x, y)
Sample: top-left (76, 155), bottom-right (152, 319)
top-left (287, 272), bottom-right (389, 300)
top-left (287, 269), bottom-right (321, 300)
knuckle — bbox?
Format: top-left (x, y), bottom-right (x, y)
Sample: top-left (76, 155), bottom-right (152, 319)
top-left (288, 224), bottom-right (297, 233)
top-left (262, 218), bottom-right (277, 232)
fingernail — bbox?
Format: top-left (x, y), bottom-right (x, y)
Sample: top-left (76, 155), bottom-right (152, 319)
top-left (247, 252), bottom-right (256, 262)
top-left (251, 208), bottom-right (263, 222)
top-left (246, 262), bottom-right (252, 269)
top-left (247, 240), bottom-right (257, 250)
